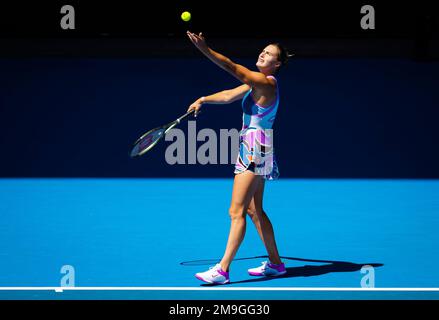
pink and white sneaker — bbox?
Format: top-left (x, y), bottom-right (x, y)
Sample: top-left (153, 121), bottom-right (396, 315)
top-left (248, 261), bottom-right (286, 277)
top-left (195, 263), bottom-right (230, 284)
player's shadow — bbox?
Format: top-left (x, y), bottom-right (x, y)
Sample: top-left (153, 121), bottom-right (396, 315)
top-left (180, 255), bottom-right (383, 286)
top-left (229, 261), bottom-right (383, 285)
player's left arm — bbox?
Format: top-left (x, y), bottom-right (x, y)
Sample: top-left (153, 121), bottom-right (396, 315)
top-left (187, 31), bottom-right (271, 89)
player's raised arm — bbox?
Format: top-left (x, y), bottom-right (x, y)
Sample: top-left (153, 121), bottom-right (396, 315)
top-left (187, 31), bottom-right (272, 88)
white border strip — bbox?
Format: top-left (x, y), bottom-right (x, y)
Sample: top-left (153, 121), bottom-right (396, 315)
top-left (1, 287), bottom-right (439, 292)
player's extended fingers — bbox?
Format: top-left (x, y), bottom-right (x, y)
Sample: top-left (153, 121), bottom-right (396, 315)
top-left (187, 32), bottom-right (196, 42)
top-left (188, 31), bottom-right (198, 40)
top-left (188, 31), bottom-right (197, 39)
top-left (189, 34), bottom-right (200, 46)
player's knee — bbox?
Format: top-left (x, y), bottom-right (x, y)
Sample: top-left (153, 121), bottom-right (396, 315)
top-left (229, 205), bottom-right (246, 220)
top-left (247, 209), bottom-right (260, 222)
top-left (246, 209), bottom-right (256, 219)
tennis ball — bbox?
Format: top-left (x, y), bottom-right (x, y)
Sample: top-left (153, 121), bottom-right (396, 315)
top-left (181, 11), bottom-right (191, 22)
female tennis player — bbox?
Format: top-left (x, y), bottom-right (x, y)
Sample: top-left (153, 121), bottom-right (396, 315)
top-left (186, 31), bottom-right (293, 284)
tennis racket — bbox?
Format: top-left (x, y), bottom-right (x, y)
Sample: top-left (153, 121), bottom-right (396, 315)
top-left (130, 109), bottom-right (196, 158)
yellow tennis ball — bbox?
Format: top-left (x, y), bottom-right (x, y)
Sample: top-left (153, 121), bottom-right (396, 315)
top-left (181, 11), bottom-right (191, 22)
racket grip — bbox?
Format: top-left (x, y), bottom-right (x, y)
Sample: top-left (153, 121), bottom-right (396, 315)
top-left (179, 109), bottom-right (197, 122)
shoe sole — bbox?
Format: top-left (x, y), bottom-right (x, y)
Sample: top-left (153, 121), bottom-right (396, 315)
top-left (195, 274), bottom-right (230, 285)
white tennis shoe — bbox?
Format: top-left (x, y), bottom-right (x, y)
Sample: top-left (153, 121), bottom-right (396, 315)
top-left (195, 263), bottom-right (230, 284)
top-left (248, 261), bottom-right (286, 277)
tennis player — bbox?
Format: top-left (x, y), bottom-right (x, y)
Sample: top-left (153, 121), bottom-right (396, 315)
top-left (186, 31), bottom-right (293, 284)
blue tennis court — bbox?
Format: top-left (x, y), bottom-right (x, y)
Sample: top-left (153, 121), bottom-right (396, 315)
top-left (1, 178), bottom-right (438, 299)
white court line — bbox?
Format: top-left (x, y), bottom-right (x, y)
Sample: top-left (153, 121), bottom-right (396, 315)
top-left (0, 287), bottom-right (439, 292)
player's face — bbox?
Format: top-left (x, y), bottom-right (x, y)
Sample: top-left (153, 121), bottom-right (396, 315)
top-left (256, 45), bottom-right (281, 72)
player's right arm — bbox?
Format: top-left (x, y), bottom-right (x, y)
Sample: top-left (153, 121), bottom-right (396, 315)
top-left (187, 84), bottom-right (250, 116)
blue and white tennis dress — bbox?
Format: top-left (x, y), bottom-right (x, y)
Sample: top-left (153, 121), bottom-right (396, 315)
top-left (234, 75), bottom-right (280, 180)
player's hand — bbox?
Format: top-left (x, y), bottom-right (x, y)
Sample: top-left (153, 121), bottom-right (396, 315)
top-left (186, 31), bottom-right (208, 53)
top-left (187, 99), bottom-right (203, 117)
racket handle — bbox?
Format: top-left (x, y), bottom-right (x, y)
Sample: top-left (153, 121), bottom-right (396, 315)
top-left (178, 109), bottom-right (197, 123)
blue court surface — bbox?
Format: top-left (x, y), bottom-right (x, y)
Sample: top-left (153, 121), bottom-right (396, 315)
top-left (0, 178), bottom-right (438, 300)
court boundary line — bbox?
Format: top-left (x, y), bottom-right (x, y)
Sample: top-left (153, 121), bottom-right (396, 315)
top-left (1, 287), bottom-right (439, 292)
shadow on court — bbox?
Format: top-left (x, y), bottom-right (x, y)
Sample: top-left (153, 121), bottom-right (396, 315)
top-left (180, 256), bottom-right (383, 286)
top-left (228, 261), bottom-right (384, 285)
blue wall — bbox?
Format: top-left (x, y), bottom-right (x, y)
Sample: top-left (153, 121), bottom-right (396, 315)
top-left (1, 57), bottom-right (438, 178)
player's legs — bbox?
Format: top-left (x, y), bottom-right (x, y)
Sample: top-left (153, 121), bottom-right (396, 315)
top-left (219, 170), bottom-right (262, 272)
top-left (246, 179), bottom-right (282, 265)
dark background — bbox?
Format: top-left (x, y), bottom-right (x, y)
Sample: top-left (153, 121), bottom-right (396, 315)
top-left (0, 1), bottom-right (438, 178)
